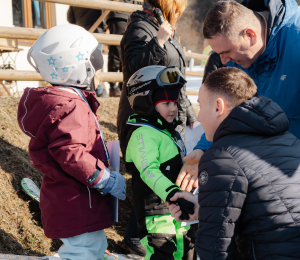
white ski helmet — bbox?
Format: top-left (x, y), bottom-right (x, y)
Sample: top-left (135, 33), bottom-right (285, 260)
top-left (127, 65), bottom-right (186, 116)
top-left (27, 24), bottom-right (100, 88)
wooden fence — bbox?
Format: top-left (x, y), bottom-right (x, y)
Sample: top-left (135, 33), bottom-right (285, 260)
top-left (0, 0), bottom-right (207, 86)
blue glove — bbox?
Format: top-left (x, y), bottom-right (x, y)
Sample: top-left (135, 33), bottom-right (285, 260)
top-left (93, 167), bottom-right (126, 200)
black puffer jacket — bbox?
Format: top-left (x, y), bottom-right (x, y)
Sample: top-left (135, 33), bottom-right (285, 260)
top-left (196, 96), bottom-right (300, 260)
top-left (117, 10), bottom-right (197, 156)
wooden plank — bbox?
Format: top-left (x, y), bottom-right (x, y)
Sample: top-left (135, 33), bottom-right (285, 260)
top-left (0, 26), bottom-right (122, 45)
top-left (0, 70), bottom-right (204, 83)
top-left (38, 0), bottom-right (143, 13)
top-left (0, 70), bottom-right (124, 82)
top-left (0, 27), bottom-right (208, 55)
top-left (0, 69), bottom-right (203, 82)
top-left (186, 91), bottom-right (199, 96)
top-left (186, 71), bottom-right (204, 77)
top-left (185, 52), bottom-right (209, 61)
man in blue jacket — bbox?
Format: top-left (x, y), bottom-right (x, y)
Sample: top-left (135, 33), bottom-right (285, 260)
top-left (176, 0), bottom-right (300, 188)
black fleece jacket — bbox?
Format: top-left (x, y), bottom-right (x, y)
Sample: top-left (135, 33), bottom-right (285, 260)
top-left (196, 95), bottom-right (300, 260)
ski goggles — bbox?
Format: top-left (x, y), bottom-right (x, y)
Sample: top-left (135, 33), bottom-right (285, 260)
top-left (156, 66), bottom-right (187, 88)
top-left (127, 66), bottom-right (187, 97)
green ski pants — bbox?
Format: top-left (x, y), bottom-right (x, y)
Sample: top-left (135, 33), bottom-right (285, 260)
top-left (140, 214), bottom-right (196, 260)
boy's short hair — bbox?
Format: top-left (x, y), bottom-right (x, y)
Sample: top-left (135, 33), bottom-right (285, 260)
top-left (204, 67), bottom-right (257, 109)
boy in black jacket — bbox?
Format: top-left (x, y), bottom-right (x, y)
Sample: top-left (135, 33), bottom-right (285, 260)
top-left (168, 67), bottom-right (300, 260)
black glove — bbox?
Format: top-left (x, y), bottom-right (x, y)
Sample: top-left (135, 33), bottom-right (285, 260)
top-left (166, 189), bottom-right (195, 221)
top-left (202, 51), bottom-right (226, 83)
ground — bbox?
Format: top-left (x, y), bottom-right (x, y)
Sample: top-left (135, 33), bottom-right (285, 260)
top-left (0, 96), bottom-right (199, 257)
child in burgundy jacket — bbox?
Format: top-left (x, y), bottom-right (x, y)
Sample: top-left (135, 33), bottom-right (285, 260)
top-left (17, 24), bottom-right (126, 260)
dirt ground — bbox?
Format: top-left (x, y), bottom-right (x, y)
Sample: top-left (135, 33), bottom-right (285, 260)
top-left (0, 95), bottom-right (199, 256)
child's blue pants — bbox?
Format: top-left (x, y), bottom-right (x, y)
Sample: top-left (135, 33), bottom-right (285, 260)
top-left (58, 230), bottom-right (107, 260)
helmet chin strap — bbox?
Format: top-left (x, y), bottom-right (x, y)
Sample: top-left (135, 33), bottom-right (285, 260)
top-left (57, 75), bottom-right (95, 91)
top-left (85, 76), bottom-right (96, 92)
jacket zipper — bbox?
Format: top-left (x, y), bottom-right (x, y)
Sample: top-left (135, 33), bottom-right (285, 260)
top-left (86, 186), bottom-right (92, 208)
top-left (252, 242), bottom-right (257, 260)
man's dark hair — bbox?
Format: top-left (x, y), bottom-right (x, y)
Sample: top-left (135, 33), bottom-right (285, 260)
top-left (203, 0), bottom-right (257, 39)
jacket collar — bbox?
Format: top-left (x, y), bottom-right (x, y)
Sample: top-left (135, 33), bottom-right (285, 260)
top-left (51, 86), bottom-right (100, 114)
top-left (129, 10), bottom-right (160, 30)
top-left (240, 0), bottom-right (298, 70)
top-left (128, 113), bottom-right (182, 137)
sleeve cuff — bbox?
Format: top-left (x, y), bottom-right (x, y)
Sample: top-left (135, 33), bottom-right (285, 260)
top-left (92, 167), bottom-right (111, 190)
top-left (193, 133), bottom-right (213, 151)
top-left (162, 184), bottom-right (180, 202)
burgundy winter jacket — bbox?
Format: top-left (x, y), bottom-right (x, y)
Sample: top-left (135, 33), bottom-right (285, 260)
top-left (17, 86), bottom-right (113, 239)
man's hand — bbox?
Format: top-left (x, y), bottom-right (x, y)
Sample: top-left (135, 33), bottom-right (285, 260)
top-left (167, 191), bottom-right (199, 222)
top-left (176, 149), bottom-right (204, 191)
top-left (189, 121), bottom-right (196, 129)
top-left (166, 190), bottom-right (195, 220)
top-left (184, 149), bottom-right (204, 164)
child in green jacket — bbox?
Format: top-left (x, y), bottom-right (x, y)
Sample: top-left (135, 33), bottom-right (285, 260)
top-left (124, 65), bottom-right (196, 260)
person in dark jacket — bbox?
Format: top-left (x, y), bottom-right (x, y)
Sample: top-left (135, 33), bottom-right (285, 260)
top-left (106, 0), bottom-right (142, 97)
top-left (168, 67), bottom-right (300, 260)
top-left (18, 25), bottom-right (126, 260)
top-left (67, 6), bottom-right (106, 33)
top-left (117, 0), bottom-right (197, 158)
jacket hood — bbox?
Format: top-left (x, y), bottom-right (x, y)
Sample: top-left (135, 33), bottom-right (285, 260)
top-left (213, 95), bottom-right (289, 143)
top-left (128, 10), bottom-right (159, 30)
top-left (17, 87), bottom-right (99, 138)
top-left (127, 10), bottom-right (178, 37)
top-left (241, 0), bottom-right (298, 41)
top-left (238, 0), bottom-right (298, 74)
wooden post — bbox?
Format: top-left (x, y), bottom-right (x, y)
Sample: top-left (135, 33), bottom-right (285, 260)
top-left (24, 0), bottom-right (33, 28)
top-left (0, 82), bottom-right (11, 96)
top-left (45, 2), bottom-right (52, 29)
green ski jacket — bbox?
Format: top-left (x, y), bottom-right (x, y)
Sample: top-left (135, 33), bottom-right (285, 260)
top-left (125, 114), bottom-right (186, 231)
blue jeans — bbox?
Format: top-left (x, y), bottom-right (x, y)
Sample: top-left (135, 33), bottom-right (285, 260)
top-left (58, 230), bottom-right (107, 260)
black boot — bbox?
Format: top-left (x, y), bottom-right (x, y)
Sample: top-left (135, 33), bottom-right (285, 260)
top-left (124, 206), bottom-right (146, 257)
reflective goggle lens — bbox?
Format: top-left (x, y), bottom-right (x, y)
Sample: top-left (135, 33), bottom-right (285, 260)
top-left (158, 67), bottom-right (183, 85)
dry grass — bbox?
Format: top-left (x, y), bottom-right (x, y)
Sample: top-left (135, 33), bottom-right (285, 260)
top-left (0, 96), bottom-right (132, 256)
top-left (0, 95), bottom-right (198, 256)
